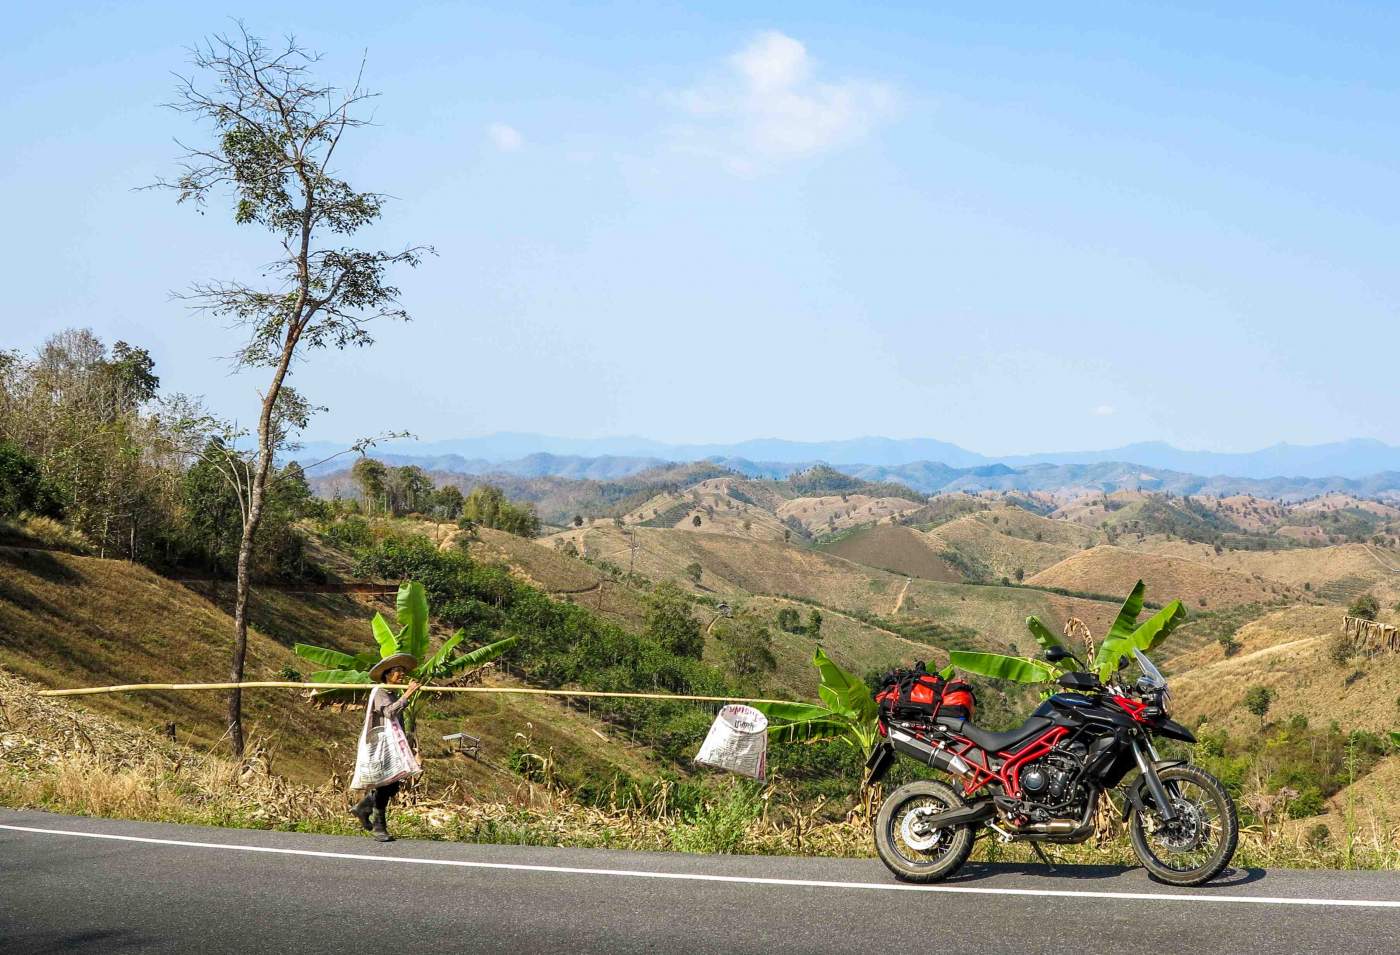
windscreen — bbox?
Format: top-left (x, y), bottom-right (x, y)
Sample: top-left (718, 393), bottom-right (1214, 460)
top-left (1132, 647), bottom-right (1167, 689)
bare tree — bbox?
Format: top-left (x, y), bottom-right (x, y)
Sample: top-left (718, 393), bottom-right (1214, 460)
top-left (154, 26), bottom-right (430, 755)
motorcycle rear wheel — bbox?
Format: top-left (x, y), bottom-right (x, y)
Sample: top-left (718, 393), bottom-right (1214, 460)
top-left (874, 780), bottom-right (975, 883)
top-left (1129, 764), bottom-right (1238, 886)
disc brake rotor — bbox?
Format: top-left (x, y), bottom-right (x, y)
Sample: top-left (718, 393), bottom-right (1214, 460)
top-left (1154, 799), bottom-right (1207, 852)
top-left (900, 806), bottom-right (947, 852)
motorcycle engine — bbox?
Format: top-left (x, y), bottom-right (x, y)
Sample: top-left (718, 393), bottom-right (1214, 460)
top-left (1017, 744), bottom-right (1088, 816)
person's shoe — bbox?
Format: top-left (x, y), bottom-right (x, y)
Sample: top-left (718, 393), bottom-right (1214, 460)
top-left (372, 824), bottom-right (395, 843)
top-left (350, 796), bottom-right (374, 831)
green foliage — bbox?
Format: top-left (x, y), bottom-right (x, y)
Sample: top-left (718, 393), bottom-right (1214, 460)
top-left (459, 484), bottom-right (541, 538)
top-left (775, 607), bottom-right (803, 633)
top-left (1348, 593), bottom-right (1380, 621)
top-left (643, 584), bottom-right (704, 659)
top-left (670, 782), bottom-right (764, 854)
top-left (950, 651), bottom-right (1057, 684)
top-left (296, 580), bottom-right (515, 731)
top-left (806, 609), bottom-right (823, 640)
top-left (753, 649), bottom-right (880, 763)
top-left (684, 561), bottom-right (703, 584)
top-left (0, 442), bottom-right (63, 519)
top-left (715, 617), bottom-right (777, 676)
top-left (1093, 581), bottom-right (1186, 681)
top-left (1243, 685), bottom-right (1274, 727)
top-left (1025, 616), bottom-right (1065, 652)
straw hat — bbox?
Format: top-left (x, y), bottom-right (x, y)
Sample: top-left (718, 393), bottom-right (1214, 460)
top-left (370, 653), bottom-right (418, 681)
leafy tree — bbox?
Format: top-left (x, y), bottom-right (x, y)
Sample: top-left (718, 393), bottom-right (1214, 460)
top-left (386, 464), bottom-right (434, 515)
top-left (573, 514), bottom-right (584, 527)
top-left (156, 28), bottom-right (429, 754)
top-left (461, 484), bottom-right (541, 538)
top-left (775, 607), bottom-right (802, 633)
top-left (685, 562), bottom-right (703, 585)
top-left (807, 609), bottom-right (823, 640)
top-left (433, 484), bottom-right (464, 520)
top-left (1244, 685), bottom-right (1274, 729)
top-left (643, 584), bottom-right (703, 658)
top-left (0, 441), bottom-right (63, 518)
top-left (692, 514), bottom-right (702, 528)
top-left (716, 617), bottom-right (776, 676)
top-left (351, 458), bottom-right (388, 514)
top-left (1348, 593), bottom-right (1380, 621)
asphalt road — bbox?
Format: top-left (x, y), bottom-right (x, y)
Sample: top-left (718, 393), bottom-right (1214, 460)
top-left (2, 809), bottom-right (1397, 954)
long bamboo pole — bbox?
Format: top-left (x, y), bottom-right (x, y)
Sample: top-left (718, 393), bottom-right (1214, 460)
top-left (37, 681), bottom-right (797, 706)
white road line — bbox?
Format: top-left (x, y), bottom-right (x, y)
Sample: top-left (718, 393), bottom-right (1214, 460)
top-left (2, 822), bottom-right (1398, 910)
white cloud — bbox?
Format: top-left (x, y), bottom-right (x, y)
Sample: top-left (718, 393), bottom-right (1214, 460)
top-left (667, 31), bottom-right (895, 174)
top-left (1092, 404), bottom-right (1117, 417)
top-left (487, 123), bottom-right (524, 152)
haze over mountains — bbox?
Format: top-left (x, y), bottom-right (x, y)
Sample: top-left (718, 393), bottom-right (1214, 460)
top-left (296, 434), bottom-right (1400, 494)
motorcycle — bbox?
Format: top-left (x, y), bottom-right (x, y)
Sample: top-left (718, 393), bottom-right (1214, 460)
top-left (867, 646), bottom-right (1238, 886)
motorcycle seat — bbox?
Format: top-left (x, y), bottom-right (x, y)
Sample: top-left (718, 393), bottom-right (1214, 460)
top-left (935, 715), bottom-right (1055, 754)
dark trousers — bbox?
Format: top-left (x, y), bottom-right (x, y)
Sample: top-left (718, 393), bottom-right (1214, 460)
top-left (373, 780), bottom-right (401, 815)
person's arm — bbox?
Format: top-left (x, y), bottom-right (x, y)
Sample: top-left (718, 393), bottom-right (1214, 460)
top-left (381, 681), bottom-right (423, 719)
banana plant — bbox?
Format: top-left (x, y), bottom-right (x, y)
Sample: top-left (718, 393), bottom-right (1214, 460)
top-left (294, 580), bottom-right (516, 731)
top-left (751, 648), bottom-right (882, 762)
top-left (950, 580), bottom-right (1186, 688)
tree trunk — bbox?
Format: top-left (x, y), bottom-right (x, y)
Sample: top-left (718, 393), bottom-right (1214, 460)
top-left (225, 340), bottom-right (299, 758)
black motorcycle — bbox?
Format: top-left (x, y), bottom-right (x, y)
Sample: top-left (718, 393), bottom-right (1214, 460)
top-left (867, 647), bottom-right (1238, 886)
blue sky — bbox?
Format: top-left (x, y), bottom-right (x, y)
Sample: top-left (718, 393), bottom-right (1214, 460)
top-left (4, 2), bottom-right (1398, 455)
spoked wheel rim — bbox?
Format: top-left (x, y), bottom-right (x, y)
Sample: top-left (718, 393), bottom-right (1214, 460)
top-left (886, 795), bottom-right (958, 868)
top-left (1136, 778), bottom-right (1228, 874)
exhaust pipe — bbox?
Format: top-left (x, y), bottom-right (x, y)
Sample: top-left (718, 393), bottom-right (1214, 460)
top-left (887, 727), bottom-right (973, 782)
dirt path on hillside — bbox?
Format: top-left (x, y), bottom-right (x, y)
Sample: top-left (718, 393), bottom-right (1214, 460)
top-left (892, 577), bottom-right (912, 616)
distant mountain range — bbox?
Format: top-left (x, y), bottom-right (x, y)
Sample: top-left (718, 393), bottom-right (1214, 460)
top-left (294, 434), bottom-right (1400, 481)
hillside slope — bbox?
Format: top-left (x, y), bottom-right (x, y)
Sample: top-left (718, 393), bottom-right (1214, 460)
top-left (0, 545), bottom-right (664, 795)
top-left (1029, 545), bottom-right (1295, 608)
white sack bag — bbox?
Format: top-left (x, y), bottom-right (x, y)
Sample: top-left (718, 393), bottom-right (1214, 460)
top-left (694, 704), bottom-right (768, 780)
top-left (351, 688), bottom-right (422, 789)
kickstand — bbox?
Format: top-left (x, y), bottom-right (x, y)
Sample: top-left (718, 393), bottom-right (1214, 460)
top-left (1031, 843), bottom-right (1057, 872)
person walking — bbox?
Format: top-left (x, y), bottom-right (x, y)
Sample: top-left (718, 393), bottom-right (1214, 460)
top-left (350, 653), bottom-right (424, 842)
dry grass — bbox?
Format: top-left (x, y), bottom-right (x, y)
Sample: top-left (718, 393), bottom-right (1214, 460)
top-left (1029, 545), bottom-right (1294, 608)
top-left (819, 524), bottom-right (961, 582)
top-left (775, 495), bottom-right (925, 535)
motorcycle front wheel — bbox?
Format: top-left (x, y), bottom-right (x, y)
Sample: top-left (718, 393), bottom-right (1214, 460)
top-left (1128, 764), bottom-right (1239, 886)
top-left (874, 780), bottom-right (975, 883)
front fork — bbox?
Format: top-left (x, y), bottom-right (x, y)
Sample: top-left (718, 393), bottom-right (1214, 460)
top-left (1133, 736), bottom-right (1179, 822)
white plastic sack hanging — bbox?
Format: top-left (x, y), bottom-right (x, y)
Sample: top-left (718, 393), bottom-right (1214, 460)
top-left (351, 688), bottom-right (422, 789)
top-left (694, 704), bottom-right (768, 780)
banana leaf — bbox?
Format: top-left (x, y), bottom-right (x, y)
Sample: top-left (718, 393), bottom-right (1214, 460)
top-left (950, 650), bottom-right (1056, 684)
top-left (396, 581), bottom-right (430, 661)
top-left (293, 644), bottom-right (359, 669)
top-left (420, 629), bottom-right (465, 676)
top-left (750, 701), bottom-right (837, 724)
top-left (370, 613), bottom-right (398, 658)
top-left (1026, 616), bottom-right (1065, 652)
top-left (813, 648), bottom-right (877, 721)
top-left (1390, 731), bottom-right (1400, 750)
top-left (440, 635), bottom-right (517, 675)
top-left (1104, 579), bottom-right (1146, 645)
top-left (1095, 596), bottom-right (1186, 680)
top-left (767, 716), bottom-right (852, 745)
top-left (305, 668), bottom-right (374, 700)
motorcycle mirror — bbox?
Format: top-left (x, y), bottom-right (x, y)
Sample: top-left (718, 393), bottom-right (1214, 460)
top-left (1044, 646), bottom-right (1070, 663)
top-left (1116, 654), bottom-right (1128, 672)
